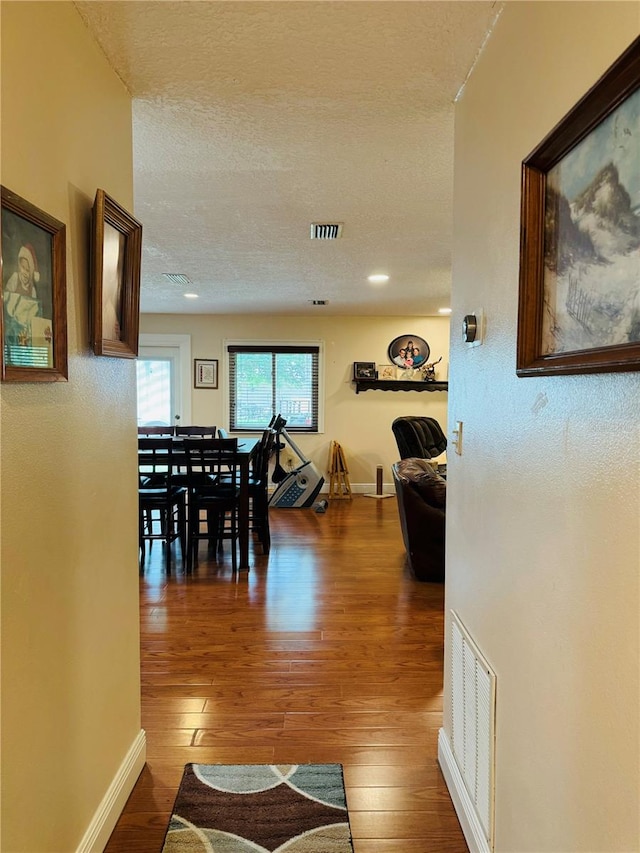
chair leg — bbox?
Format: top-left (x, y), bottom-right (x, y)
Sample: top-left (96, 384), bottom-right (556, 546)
top-left (186, 510), bottom-right (196, 573)
top-left (230, 506), bottom-right (238, 572)
top-left (178, 500), bottom-right (187, 562)
top-left (162, 508), bottom-right (172, 575)
top-left (261, 513), bottom-right (271, 555)
top-left (253, 492), bottom-right (271, 554)
top-left (139, 511), bottom-right (146, 565)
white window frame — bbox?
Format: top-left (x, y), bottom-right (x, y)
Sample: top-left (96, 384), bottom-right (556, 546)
top-left (224, 339), bottom-right (325, 434)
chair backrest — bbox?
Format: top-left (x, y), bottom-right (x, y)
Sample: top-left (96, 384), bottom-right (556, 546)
top-left (217, 427), bottom-right (229, 438)
top-left (139, 425), bottom-right (175, 436)
top-left (391, 416), bottom-right (447, 460)
top-left (252, 428), bottom-right (276, 485)
top-left (175, 425), bottom-right (217, 437)
top-left (138, 437), bottom-right (175, 490)
top-left (182, 437), bottom-right (239, 489)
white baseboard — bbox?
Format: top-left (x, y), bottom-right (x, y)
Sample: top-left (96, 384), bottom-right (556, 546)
top-left (320, 482), bottom-right (395, 495)
top-left (76, 728), bottom-right (146, 853)
top-left (268, 483), bottom-right (396, 496)
top-left (438, 728), bottom-right (492, 853)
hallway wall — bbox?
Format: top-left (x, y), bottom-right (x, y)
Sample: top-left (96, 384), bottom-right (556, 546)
top-left (445, 4), bottom-right (640, 850)
top-left (1, 4), bottom-right (143, 850)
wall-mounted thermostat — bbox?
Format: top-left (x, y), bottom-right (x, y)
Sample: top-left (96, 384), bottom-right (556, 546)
top-left (463, 314), bottom-right (477, 343)
top-left (463, 309), bottom-right (484, 347)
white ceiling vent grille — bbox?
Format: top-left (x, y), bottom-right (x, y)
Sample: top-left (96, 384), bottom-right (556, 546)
top-left (310, 223), bottom-right (343, 240)
top-left (163, 273), bottom-right (191, 285)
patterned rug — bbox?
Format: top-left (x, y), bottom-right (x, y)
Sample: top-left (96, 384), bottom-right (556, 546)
top-left (161, 763), bottom-right (354, 852)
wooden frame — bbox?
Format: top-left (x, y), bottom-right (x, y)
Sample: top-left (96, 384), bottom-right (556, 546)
top-left (353, 361), bottom-right (376, 380)
top-left (377, 363), bottom-right (397, 380)
top-left (517, 36), bottom-right (640, 377)
top-left (90, 189), bottom-right (142, 358)
top-left (1, 186), bottom-right (67, 382)
top-left (194, 358), bottom-right (218, 389)
top-left (387, 334), bottom-right (430, 369)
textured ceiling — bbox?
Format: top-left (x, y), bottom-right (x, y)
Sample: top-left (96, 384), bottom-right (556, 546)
top-left (74, 1), bottom-right (500, 316)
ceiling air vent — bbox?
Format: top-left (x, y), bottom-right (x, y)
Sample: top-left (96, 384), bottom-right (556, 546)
top-left (310, 223), bottom-right (343, 240)
top-left (163, 273), bottom-right (191, 285)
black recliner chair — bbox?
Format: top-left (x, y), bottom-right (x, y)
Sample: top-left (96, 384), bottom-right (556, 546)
top-left (392, 458), bottom-right (446, 582)
top-left (391, 416), bottom-right (447, 460)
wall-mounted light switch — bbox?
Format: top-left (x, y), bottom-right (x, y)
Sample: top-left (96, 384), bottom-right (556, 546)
top-left (452, 420), bottom-right (463, 455)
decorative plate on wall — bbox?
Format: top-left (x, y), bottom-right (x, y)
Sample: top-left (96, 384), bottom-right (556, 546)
top-left (388, 335), bottom-right (430, 369)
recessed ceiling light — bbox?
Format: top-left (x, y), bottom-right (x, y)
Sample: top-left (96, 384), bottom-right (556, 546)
top-left (438, 307), bottom-right (452, 315)
top-left (184, 293), bottom-right (199, 299)
top-left (368, 274), bottom-right (389, 284)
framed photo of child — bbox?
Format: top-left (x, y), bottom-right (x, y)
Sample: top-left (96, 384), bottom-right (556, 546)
top-left (1, 186), bottom-right (67, 382)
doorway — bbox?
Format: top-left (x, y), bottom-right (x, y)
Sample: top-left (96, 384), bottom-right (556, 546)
top-left (137, 333), bottom-right (192, 427)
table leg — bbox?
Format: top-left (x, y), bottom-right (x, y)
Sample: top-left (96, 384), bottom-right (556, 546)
top-left (238, 456), bottom-right (250, 570)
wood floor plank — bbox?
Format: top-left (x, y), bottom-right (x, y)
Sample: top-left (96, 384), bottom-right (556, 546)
top-left (104, 496), bottom-right (467, 852)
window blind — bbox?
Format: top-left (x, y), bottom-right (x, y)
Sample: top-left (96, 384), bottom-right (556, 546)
top-left (228, 345), bottom-right (320, 432)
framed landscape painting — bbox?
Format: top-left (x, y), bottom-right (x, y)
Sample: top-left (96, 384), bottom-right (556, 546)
top-left (517, 36), bottom-right (640, 376)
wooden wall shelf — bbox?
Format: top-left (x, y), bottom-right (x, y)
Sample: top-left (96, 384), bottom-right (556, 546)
top-left (354, 379), bottom-right (448, 394)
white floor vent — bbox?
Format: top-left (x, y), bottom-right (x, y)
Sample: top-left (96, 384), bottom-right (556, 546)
top-left (450, 610), bottom-right (496, 850)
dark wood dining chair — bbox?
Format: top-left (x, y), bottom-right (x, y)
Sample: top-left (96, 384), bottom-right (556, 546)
top-left (138, 425), bottom-right (176, 436)
top-left (175, 425), bottom-right (217, 437)
top-left (138, 438), bottom-right (187, 573)
top-left (248, 428), bottom-right (276, 554)
top-left (182, 438), bottom-right (241, 572)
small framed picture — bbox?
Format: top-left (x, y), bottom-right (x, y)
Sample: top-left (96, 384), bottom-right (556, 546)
top-left (194, 358), bottom-right (218, 388)
top-left (353, 361), bottom-right (376, 380)
top-left (1, 186), bottom-right (67, 382)
top-left (377, 363), bottom-right (396, 380)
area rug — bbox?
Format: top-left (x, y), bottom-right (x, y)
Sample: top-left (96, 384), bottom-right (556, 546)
top-left (161, 763), bottom-right (354, 852)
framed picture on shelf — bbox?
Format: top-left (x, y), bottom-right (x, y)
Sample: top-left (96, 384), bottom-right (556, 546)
top-left (353, 361), bottom-right (376, 380)
top-left (1, 185), bottom-right (67, 382)
top-left (388, 334), bottom-right (430, 369)
top-left (90, 189), bottom-right (143, 358)
top-left (517, 36), bottom-right (640, 376)
top-left (194, 358), bottom-right (218, 388)
top-left (377, 364), bottom-right (397, 380)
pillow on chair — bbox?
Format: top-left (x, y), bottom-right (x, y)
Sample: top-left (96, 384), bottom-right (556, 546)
top-left (394, 458), bottom-right (446, 509)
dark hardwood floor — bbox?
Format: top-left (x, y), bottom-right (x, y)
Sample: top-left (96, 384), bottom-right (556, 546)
top-left (104, 495), bottom-right (467, 852)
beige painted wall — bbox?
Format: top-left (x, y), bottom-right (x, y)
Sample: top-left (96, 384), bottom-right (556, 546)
top-left (1, 4), bottom-right (142, 851)
top-left (446, 3), bottom-right (640, 851)
top-left (140, 313), bottom-right (450, 487)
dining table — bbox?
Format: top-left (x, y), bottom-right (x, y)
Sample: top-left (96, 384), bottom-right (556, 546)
top-left (140, 434), bottom-right (260, 571)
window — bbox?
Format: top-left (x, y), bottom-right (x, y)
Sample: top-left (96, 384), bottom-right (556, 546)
top-left (228, 344), bottom-right (320, 432)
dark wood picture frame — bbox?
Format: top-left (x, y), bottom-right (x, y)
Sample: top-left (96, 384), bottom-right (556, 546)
top-left (194, 358), bottom-right (218, 389)
top-left (517, 36), bottom-right (640, 377)
top-left (90, 189), bottom-right (142, 358)
top-left (353, 361), bottom-right (376, 380)
top-left (387, 334), bottom-right (430, 368)
top-left (1, 186), bottom-right (67, 382)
